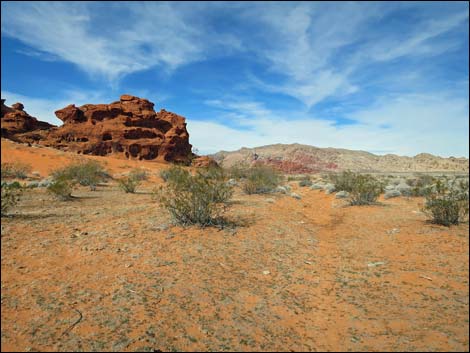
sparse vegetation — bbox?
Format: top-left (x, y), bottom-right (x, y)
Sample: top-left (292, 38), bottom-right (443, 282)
top-left (117, 168), bottom-right (148, 193)
top-left (408, 173), bottom-right (436, 196)
top-left (1, 162), bottom-right (32, 179)
top-left (118, 176), bottom-right (140, 193)
top-left (287, 174), bottom-right (311, 182)
top-left (47, 177), bottom-right (75, 201)
top-left (348, 173), bottom-right (384, 205)
top-left (423, 179), bottom-right (469, 226)
top-left (160, 165), bottom-right (190, 183)
top-left (51, 159), bottom-right (109, 191)
top-left (226, 163), bottom-right (251, 180)
top-left (2, 140), bottom-right (469, 352)
top-left (155, 166), bottom-right (233, 227)
top-left (298, 176), bottom-right (312, 187)
top-left (47, 160), bottom-right (107, 199)
top-left (329, 171), bottom-right (384, 205)
top-left (242, 164), bottom-right (281, 194)
top-left (118, 168), bottom-right (149, 194)
top-left (1, 181), bottom-right (23, 215)
top-left (329, 170), bottom-right (356, 192)
top-left (129, 168), bottom-right (149, 181)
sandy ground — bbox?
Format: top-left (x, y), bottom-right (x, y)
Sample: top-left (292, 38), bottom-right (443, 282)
top-left (1, 139), bottom-right (469, 352)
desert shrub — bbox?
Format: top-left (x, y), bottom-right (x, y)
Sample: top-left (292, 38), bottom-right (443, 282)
top-left (1, 181), bottom-right (23, 215)
top-left (423, 179), bottom-right (469, 226)
top-left (159, 169), bottom-right (170, 182)
top-left (298, 176), bottom-right (312, 187)
top-left (129, 168), bottom-right (149, 181)
top-left (52, 160), bottom-right (108, 191)
top-left (242, 165), bottom-right (281, 194)
top-left (226, 163), bottom-right (251, 180)
top-left (406, 174), bottom-right (434, 187)
top-left (155, 166), bottom-right (233, 227)
top-left (1, 162), bottom-right (32, 179)
top-left (118, 176), bottom-right (140, 193)
top-left (329, 170), bottom-right (356, 192)
top-left (200, 166), bottom-right (231, 202)
top-left (47, 176), bottom-right (75, 201)
top-left (411, 185), bottom-right (434, 197)
top-left (407, 174), bottom-right (436, 196)
top-left (118, 168), bottom-right (151, 193)
top-left (160, 165), bottom-right (190, 184)
top-left (5, 181), bottom-right (22, 189)
top-left (287, 174), bottom-right (310, 182)
top-left (348, 173), bottom-right (384, 205)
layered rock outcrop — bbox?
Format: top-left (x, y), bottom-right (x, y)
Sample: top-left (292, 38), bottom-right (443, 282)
top-left (48, 95), bottom-right (192, 163)
top-left (1, 99), bottom-right (55, 141)
top-left (191, 156), bottom-right (219, 168)
top-left (1, 95), bottom-right (193, 163)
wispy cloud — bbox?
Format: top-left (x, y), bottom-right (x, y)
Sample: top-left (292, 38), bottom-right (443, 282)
top-left (236, 2), bottom-right (468, 107)
top-left (3, 2), bottom-right (467, 104)
top-left (1, 2), bottom-right (241, 82)
top-left (14, 48), bottom-right (59, 62)
top-left (232, 2), bottom-right (385, 107)
top-left (369, 10), bottom-right (469, 62)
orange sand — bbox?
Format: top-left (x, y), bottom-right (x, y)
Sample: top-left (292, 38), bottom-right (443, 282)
top-left (1, 139), bottom-right (468, 351)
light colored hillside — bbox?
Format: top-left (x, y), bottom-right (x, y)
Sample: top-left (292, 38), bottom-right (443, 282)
top-left (212, 143), bottom-right (469, 173)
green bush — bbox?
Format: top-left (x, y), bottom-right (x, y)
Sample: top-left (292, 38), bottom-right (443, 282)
top-left (348, 173), bottom-right (383, 205)
top-left (1, 181), bottom-right (23, 215)
top-left (52, 160), bottom-right (108, 191)
top-left (423, 179), bottom-right (469, 226)
top-left (329, 170), bottom-right (356, 192)
top-left (407, 174), bottom-right (436, 196)
top-left (155, 166), bottom-right (233, 227)
top-left (199, 167), bottom-right (231, 203)
top-left (160, 165), bottom-right (190, 184)
top-left (226, 163), bottom-right (251, 180)
top-left (407, 173), bottom-right (435, 187)
top-left (298, 176), bottom-right (313, 187)
top-left (47, 177), bottom-right (75, 201)
top-left (1, 162), bottom-right (32, 179)
top-left (242, 165), bottom-right (281, 194)
top-left (6, 181), bottom-right (22, 189)
top-left (118, 176), bottom-right (140, 193)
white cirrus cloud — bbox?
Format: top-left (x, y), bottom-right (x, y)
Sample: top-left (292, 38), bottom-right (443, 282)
top-left (1, 2), bottom-right (242, 82)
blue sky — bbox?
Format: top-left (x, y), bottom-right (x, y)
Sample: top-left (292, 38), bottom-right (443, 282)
top-left (1, 1), bottom-right (469, 157)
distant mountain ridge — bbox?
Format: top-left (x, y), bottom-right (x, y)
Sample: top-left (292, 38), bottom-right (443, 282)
top-left (211, 143), bottom-right (469, 173)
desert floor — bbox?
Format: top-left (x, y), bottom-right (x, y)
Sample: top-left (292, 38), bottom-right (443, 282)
top-left (1, 139), bottom-right (469, 352)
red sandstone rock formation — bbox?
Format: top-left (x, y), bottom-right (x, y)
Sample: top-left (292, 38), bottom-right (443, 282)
top-left (1, 99), bottom-right (55, 141)
top-left (43, 95), bottom-right (192, 163)
top-left (191, 156), bottom-right (219, 168)
top-left (1, 95), bottom-right (194, 163)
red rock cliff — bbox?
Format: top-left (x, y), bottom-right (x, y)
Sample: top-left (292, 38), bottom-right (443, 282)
top-left (45, 95), bottom-right (192, 163)
top-left (1, 99), bottom-right (55, 141)
top-left (1, 95), bottom-right (196, 163)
